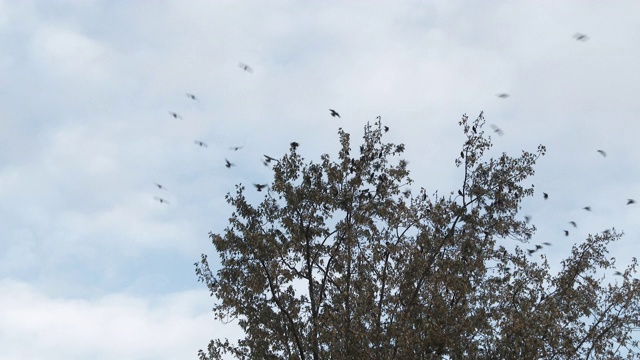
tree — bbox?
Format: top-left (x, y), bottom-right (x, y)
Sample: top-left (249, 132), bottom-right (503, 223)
top-left (195, 112), bottom-right (640, 359)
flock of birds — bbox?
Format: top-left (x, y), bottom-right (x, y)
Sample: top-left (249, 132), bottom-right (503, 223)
top-left (152, 35), bottom-right (635, 270)
top-left (487, 34), bottom-right (637, 261)
top-left (152, 62), bottom-right (322, 205)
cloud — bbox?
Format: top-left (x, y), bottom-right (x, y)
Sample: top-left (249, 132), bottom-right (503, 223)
top-left (0, 279), bottom-right (239, 360)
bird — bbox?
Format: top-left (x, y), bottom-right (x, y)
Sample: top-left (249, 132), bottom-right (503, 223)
top-left (194, 141), bottom-right (208, 148)
top-left (186, 93), bottom-right (199, 102)
top-left (264, 155), bottom-right (277, 163)
top-left (460, 151), bottom-right (464, 159)
top-left (543, 192), bottom-right (549, 200)
top-left (472, 125), bottom-right (477, 134)
top-left (564, 230), bottom-right (569, 236)
top-left (614, 271), bottom-right (623, 276)
top-left (225, 159), bottom-right (234, 168)
top-left (254, 183), bottom-right (268, 192)
top-left (384, 126), bottom-right (389, 132)
top-left (583, 206), bottom-right (592, 211)
top-left (229, 146), bottom-right (243, 151)
top-left (239, 62), bottom-right (253, 73)
top-left (597, 150), bottom-right (607, 157)
top-left (535, 244), bottom-right (543, 250)
top-left (329, 109), bottom-right (340, 118)
top-left (569, 221), bottom-right (577, 228)
top-left (168, 112), bottom-right (182, 120)
top-left (490, 124), bottom-right (504, 136)
top-left (154, 196), bottom-right (169, 204)
top-left (458, 189), bottom-right (463, 196)
top-left (574, 33), bottom-right (588, 41)
top-left (527, 249), bottom-right (536, 256)
top-left (496, 93), bottom-right (510, 98)
top-left (627, 199), bottom-right (636, 205)
top-left (290, 142), bottom-right (299, 150)
top-left (524, 215), bottom-right (531, 223)
top-left (542, 242), bottom-right (552, 246)
top-left (154, 183), bottom-right (167, 190)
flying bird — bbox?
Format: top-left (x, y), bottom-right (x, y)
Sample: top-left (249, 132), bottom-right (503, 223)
top-left (569, 221), bottom-right (577, 228)
top-left (329, 109), bottom-right (340, 118)
top-left (239, 62), bottom-right (253, 73)
top-left (614, 271), bottom-right (623, 276)
top-left (472, 125), bottom-right (477, 134)
top-left (490, 124), bottom-right (504, 136)
top-left (583, 206), bottom-right (592, 211)
top-left (264, 155), bottom-right (277, 163)
top-left (290, 142), bottom-right (299, 149)
top-left (229, 146), bottom-right (243, 151)
top-left (254, 183), bottom-right (268, 192)
top-left (186, 93), bottom-right (199, 102)
top-left (496, 93), bottom-right (510, 98)
top-left (194, 141), bottom-right (208, 147)
top-left (524, 215), bottom-right (531, 223)
top-left (384, 126), bottom-right (389, 133)
top-left (564, 230), bottom-right (569, 237)
top-left (574, 33), bottom-right (589, 41)
top-left (225, 159), bottom-right (234, 168)
top-left (627, 199), bottom-right (636, 205)
top-left (543, 242), bottom-right (552, 246)
top-left (154, 183), bottom-right (167, 190)
top-left (597, 150), bottom-right (607, 157)
top-left (543, 192), bottom-right (549, 200)
top-left (168, 112), bottom-right (182, 120)
top-left (154, 196), bottom-right (169, 204)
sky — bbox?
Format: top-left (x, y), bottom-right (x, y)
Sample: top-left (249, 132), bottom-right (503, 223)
top-left (1, 0), bottom-right (640, 358)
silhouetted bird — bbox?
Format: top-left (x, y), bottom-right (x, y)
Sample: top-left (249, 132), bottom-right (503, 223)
top-left (472, 125), bottom-right (477, 134)
top-left (329, 109), bottom-right (340, 118)
top-left (264, 155), bottom-right (277, 163)
top-left (490, 124), bottom-right (504, 136)
top-left (239, 62), bottom-right (253, 73)
top-left (597, 150), bottom-right (607, 157)
top-left (574, 33), bottom-right (588, 41)
top-left (628, 199), bottom-right (636, 205)
top-left (403, 189), bottom-right (411, 198)
top-left (154, 183), bottom-right (166, 190)
top-left (168, 112), bottom-right (182, 120)
top-left (583, 206), bottom-right (592, 211)
top-left (229, 146), bottom-right (243, 151)
top-left (225, 159), bottom-right (234, 168)
top-left (614, 271), bottom-right (623, 276)
top-left (525, 215), bottom-right (531, 223)
top-left (569, 221), bottom-right (577, 228)
top-left (527, 249), bottom-right (536, 256)
top-left (384, 126), bottom-right (389, 132)
top-left (496, 93), bottom-right (510, 98)
top-left (458, 190), bottom-right (463, 196)
top-left (194, 141), bottom-right (208, 147)
top-left (290, 142), bottom-right (299, 149)
top-left (186, 93), bottom-right (199, 102)
top-left (460, 151), bottom-right (464, 159)
top-left (535, 244), bottom-right (543, 250)
top-left (254, 183), bottom-right (267, 192)
top-left (154, 196), bottom-right (169, 204)
top-left (543, 242), bottom-right (552, 246)
top-left (543, 192), bottom-right (549, 200)
top-left (564, 230), bottom-right (569, 236)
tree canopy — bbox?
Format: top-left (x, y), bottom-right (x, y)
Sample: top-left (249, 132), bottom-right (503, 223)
top-left (196, 113), bottom-right (640, 359)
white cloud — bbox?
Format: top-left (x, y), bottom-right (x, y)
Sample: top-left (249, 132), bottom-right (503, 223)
top-left (0, 279), bottom-right (239, 360)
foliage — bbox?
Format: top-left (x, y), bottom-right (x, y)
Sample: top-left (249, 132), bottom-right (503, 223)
top-left (195, 113), bottom-right (640, 359)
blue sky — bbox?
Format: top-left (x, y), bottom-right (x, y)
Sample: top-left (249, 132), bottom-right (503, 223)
top-left (1, 1), bottom-right (640, 358)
